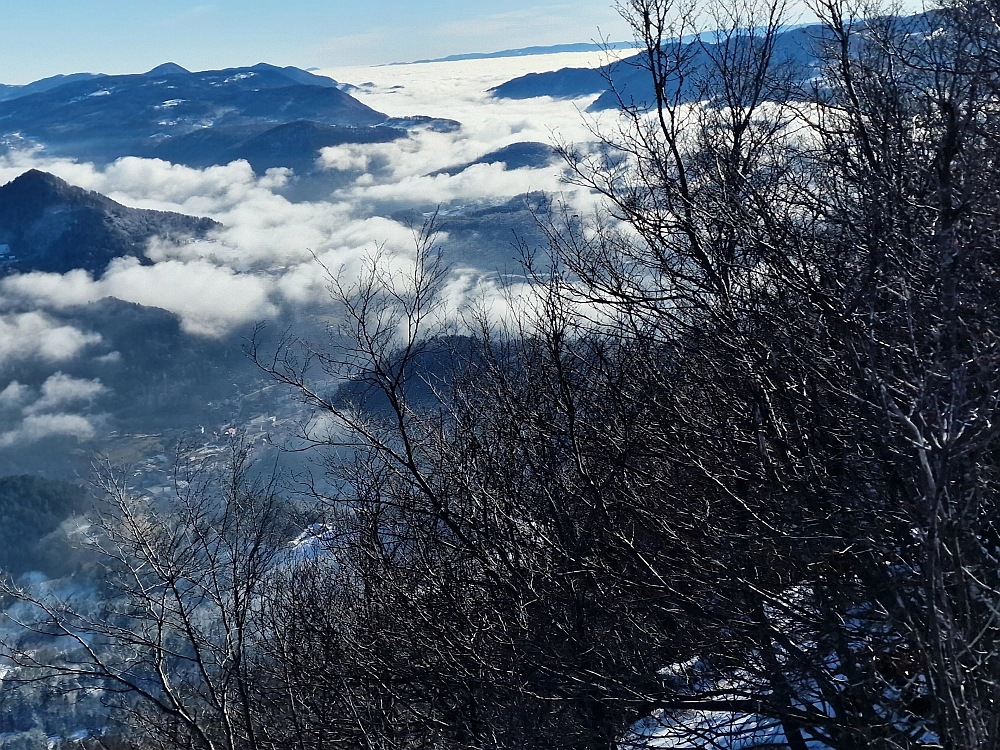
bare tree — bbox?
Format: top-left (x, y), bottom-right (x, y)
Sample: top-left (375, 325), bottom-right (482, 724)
top-left (0, 437), bottom-right (289, 750)
top-left (547, 0), bottom-right (1000, 747)
top-left (256, 2), bottom-right (1000, 749)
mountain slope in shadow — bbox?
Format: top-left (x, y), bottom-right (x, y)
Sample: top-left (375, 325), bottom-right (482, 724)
top-left (0, 170), bottom-right (219, 275)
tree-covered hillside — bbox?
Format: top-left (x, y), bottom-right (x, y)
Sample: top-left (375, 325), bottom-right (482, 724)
top-left (0, 475), bottom-right (88, 576)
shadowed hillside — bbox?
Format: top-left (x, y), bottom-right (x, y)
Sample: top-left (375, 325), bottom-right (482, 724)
top-left (0, 170), bottom-right (219, 274)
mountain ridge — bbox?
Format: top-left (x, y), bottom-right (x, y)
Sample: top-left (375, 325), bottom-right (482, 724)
top-left (0, 63), bottom-right (458, 173)
top-left (0, 169), bottom-right (220, 275)
top-left (0, 64), bottom-right (389, 168)
top-left (488, 20), bottom-right (855, 108)
top-left (0, 63), bottom-right (337, 101)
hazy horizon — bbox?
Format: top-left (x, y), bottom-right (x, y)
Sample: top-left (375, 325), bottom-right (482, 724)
top-left (0, 0), bottom-right (632, 85)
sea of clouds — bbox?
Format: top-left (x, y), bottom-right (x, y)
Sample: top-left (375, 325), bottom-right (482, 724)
top-left (0, 50), bottom-right (625, 445)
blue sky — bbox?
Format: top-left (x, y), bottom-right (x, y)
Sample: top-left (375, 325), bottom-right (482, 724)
top-left (0, 1), bottom-right (632, 84)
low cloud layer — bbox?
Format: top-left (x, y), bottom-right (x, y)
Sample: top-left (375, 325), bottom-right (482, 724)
top-left (0, 372), bottom-right (106, 447)
top-left (0, 312), bottom-right (101, 365)
top-left (0, 51), bottom-right (618, 366)
top-left (2, 259), bottom-right (277, 337)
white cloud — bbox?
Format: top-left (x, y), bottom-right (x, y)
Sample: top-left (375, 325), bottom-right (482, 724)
top-left (25, 372), bottom-right (106, 415)
top-left (0, 382), bottom-right (31, 409)
top-left (0, 412), bottom-right (98, 447)
top-left (0, 312), bottom-right (102, 364)
top-left (0, 373), bottom-right (107, 447)
top-left (2, 259), bottom-right (277, 337)
top-left (340, 161), bottom-right (567, 207)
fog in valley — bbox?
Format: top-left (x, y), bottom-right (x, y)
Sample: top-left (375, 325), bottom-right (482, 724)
top-left (0, 50), bottom-right (617, 481)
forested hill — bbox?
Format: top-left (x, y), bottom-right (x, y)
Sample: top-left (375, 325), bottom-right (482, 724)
top-left (0, 169), bottom-right (219, 274)
top-left (0, 475), bottom-right (88, 576)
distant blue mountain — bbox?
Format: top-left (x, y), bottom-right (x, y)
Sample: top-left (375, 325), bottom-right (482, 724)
top-left (145, 63), bottom-right (191, 76)
top-left (0, 63), bottom-right (456, 173)
top-left (0, 72), bottom-right (106, 103)
top-left (429, 141), bottom-right (558, 176)
top-left (395, 42), bottom-right (637, 65)
top-left (0, 64), bottom-right (384, 147)
top-left (0, 63), bottom-right (338, 103)
top-left (489, 21), bottom-right (848, 109)
top-left (489, 68), bottom-right (608, 100)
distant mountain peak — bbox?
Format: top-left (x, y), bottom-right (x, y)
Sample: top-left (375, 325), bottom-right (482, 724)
top-left (145, 62), bottom-right (191, 76)
top-left (6, 168), bottom-right (79, 198)
top-left (4, 169), bottom-right (129, 211)
top-left (11, 168), bottom-right (67, 186)
top-left (248, 63), bottom-right (339, 88)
